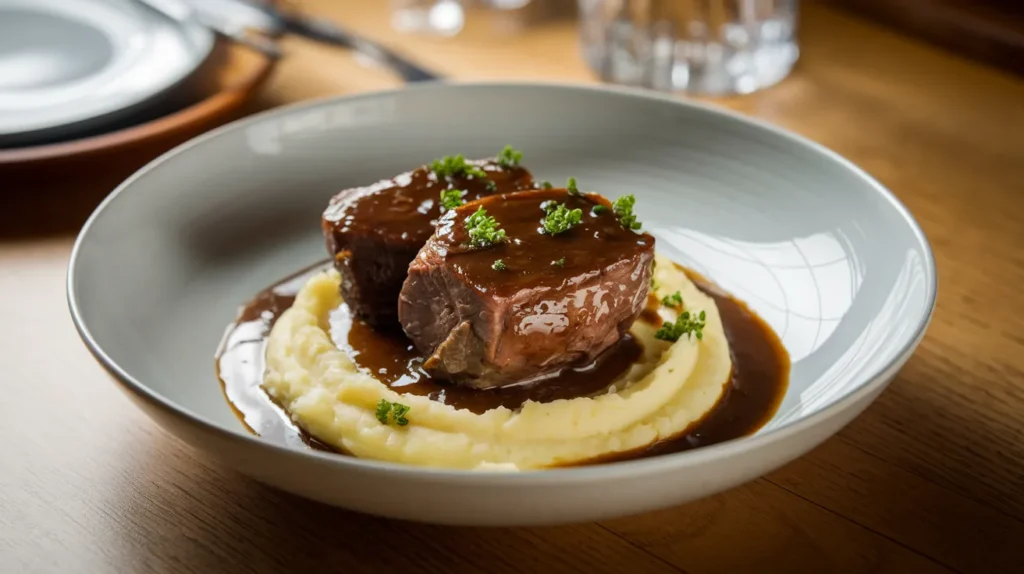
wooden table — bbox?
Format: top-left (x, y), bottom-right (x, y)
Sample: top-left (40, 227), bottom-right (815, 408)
top-left (3, 2), bottom-right (1023, 572)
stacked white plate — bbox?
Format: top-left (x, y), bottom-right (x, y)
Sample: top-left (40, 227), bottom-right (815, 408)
top-left (0, 0), bottom-right (214, 147)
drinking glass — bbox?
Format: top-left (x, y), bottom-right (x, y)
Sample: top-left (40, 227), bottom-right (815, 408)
top-left (578, 0), bottom-right (799, 95)
top-left (389, 0), bottom-right (466, 36)
top-left (389, 0), bottom-right (536, 36)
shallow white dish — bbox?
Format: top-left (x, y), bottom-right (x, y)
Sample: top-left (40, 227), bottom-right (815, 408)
top-left (0, 0), bottom-right (213, 145)
top-left (68, 83), bottom-right (936, 526)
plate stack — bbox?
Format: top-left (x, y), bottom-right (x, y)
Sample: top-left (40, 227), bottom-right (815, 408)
top-left (0, 0), bottom-right (274, 169)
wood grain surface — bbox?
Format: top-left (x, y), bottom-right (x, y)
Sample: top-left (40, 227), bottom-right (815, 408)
top-left (2, 1), bottom-right (1023, 572)
top-left (823, 0), bottom-right (1024, 75)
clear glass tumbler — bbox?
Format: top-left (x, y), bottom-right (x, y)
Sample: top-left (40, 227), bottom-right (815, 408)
top-left (578, 0), bottom-right (799, 95)
top-left (389, 0), bottom-right (536, 36)
top-left (390, 0), bottom-right (466, 36)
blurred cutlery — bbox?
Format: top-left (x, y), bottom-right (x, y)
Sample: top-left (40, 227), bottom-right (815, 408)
top-left (135, 0), bottom-right (283, 59)
top-left (201, 0), bottom-right (442, 83)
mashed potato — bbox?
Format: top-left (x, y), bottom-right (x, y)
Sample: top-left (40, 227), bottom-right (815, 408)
top-left (263, 254), bottom-right (732, 470)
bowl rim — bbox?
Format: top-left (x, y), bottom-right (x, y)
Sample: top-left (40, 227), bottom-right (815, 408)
top-left (66, 80), bottom-right (938, 483)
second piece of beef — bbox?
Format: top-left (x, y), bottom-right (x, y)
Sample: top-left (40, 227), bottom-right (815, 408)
top-left (322, 156), bottom-right (535, 326)
top-left (399, 188), bottom-right (656, 390)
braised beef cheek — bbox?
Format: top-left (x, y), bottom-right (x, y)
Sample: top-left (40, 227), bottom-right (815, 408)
top-left (321, 160), bottom-right (534, 326)
top-left (399, 188), bottom-right (655, 389)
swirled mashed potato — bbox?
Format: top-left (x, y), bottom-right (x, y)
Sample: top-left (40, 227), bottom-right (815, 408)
top-left (263, 254), bottom-right (732, 470)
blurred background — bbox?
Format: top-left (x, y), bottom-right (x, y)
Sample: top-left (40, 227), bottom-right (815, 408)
top-left (1, 0), bottom-right (1021, 236)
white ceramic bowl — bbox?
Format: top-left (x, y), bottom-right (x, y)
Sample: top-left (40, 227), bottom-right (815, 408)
top-left (68, 83), bottom-right (936, 526)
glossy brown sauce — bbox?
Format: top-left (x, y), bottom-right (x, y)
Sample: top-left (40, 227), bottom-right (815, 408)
top-left (320, 159), bottom-right (536, 327)
top-left (589, 269), bottom-right (791, 463)
top-left (332, 302), bottom-right (642, 414)
top-left (214, 263), bottom-right (331, 450)
top-left (435, 189), bottom-right (654, 297)
top-left (215, 262), bottom-right (789, 462)
top-left (322, 160), bottom-right (535, 251)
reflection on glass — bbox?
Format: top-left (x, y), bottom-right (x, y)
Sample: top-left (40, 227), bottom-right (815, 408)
top-left (578, 0), bottom-right (799, 95)
top-left (390, 0), bottom-right (465, 36)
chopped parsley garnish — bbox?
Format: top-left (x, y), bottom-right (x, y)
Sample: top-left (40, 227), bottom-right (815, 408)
top-left (465, 206), bottom-right (506, 248)
top-left (439, 189), bottom-right (465, 211)
top-left (376, 399), bottom-right (411, 426)
top-left (612, 194), bottom-right (642, 230)
top-left (496, 145), bottom-right (523, 169)
top-left (431, 154), bottom-right (488, 180)
top-left (655, 310), bottom-right (706, 342)
top-left (541, 202), bottom-right (583, 235)
top-left (539, 181), bottom-right (553, 190)
top-left (567, 177), bottom-right (582, 196)
top-left (492, 259), bottom-right (507, 271)
top-left (552, 257), bottom-right (566, 267)
top-left (375, 399), bottom-right (390, 424)
top-left (391, 402), bottom-right (411, 426)
top-left (661, 291), bottom-right (683, 308)
top-left (592, 204), bottom-right (609, 215)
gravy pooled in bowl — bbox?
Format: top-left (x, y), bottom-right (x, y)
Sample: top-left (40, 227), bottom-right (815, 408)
top-left (216, 260), bottom-right (789, 465)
